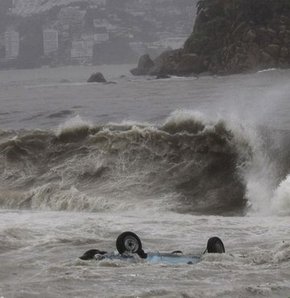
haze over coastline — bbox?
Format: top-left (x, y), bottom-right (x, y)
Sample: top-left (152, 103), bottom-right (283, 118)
top-left (0, 0), bottom-right (195, 68)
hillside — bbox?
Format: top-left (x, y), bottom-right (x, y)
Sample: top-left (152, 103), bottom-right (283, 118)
top-left (131, 0), bottom-right (290, 76)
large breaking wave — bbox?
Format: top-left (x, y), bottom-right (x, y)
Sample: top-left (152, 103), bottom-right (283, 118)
top-left (1, 111), bottom-right (290, 215)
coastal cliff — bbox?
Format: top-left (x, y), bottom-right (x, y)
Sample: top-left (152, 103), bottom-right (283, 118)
top-left (131, 0), bottom-right (290, 75)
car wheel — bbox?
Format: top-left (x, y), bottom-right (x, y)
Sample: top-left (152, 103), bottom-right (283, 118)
top-left (207, 237), bottom-right (225, 253)
top-left (116, 231), bottom-right (142, 255)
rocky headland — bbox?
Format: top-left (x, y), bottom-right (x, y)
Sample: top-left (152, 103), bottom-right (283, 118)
top-left (131, 0), bottom-right (290, 76)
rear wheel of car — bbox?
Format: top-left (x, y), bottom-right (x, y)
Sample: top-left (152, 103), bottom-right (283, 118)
top-left (116, 231), bottom-right (143, 255)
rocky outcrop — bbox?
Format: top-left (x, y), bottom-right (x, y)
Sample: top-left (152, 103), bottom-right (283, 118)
top-left (87, 72), bottom-right (107, 83)
top-left (131, 50), bottom-right (205, 76)
top-left (131, 54), bottom-right (155, 75)
top-left (156, 74), bottom-right (171, 79)
top-left (131, 0), bottom-right (290, 76)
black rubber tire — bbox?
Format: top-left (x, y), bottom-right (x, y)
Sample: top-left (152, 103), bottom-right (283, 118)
top-left (207, 237), bottom-right (225, 253)
top-left (116, 231), bottom-right (142, 255)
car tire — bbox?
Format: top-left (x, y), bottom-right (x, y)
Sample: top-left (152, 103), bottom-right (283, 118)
top-left (207, 237), bottom-right (225, 253)
top-left (116, 231), bottom-right (143, 255)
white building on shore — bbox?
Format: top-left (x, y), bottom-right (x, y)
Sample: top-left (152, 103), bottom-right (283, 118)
top-left (71, 40), bottom-right (93, 61)
top-left (43, 29), bottom-right (58, 55)
top-left (5, 30), bottom-right (19, 59)
top-left (93, 32), bottom-right (109, 43)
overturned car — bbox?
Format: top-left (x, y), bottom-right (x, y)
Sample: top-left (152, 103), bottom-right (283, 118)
top-left (80, 231), bottom-right (225, 265)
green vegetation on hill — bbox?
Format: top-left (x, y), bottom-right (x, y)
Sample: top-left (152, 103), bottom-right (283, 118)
top-left (183, 0), bottom-right (290, 73)
top-left (132, 0), bottom-right (290, 76)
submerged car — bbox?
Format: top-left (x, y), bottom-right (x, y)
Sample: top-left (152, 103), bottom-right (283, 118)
top-left (80, 231), bottom-right (225, 265)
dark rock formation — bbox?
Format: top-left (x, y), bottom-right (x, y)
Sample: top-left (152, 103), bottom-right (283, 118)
top-left (156, 74), bottom-right (171, 79)
top-left (87, 72), bottom-right (107, 83)
top-left (131, 0), bottom-right (290, 76)
top-left (131, 54), bottom-right (155, 75)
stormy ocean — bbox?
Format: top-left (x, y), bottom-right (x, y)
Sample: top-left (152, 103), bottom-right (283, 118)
top-left (0, 65), bottom-right (290, 298)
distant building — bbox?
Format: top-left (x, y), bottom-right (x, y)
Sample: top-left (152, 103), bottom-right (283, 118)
top-left (71, 39), bottom-right (93, 61)
top-left (5, 30), bottom-right (19, 59)
top-left (58, 7), bottom-right (85, 31)
top-left (43, 29), bottom-right (58, 55)
top-left (94, 33), bottom-right (109, 43)
top-left (71, 30), bottom-right (110, 61)
top-left (92, 26), bottom-right (109, 43)
top-left (0, 34), bottom-right (5, 59)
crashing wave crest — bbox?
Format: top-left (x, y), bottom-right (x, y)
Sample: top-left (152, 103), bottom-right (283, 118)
top-left (0, 111), bottom-right (289, 215)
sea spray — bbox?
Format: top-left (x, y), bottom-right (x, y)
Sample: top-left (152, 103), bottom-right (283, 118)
top-left (227, 121), bottom-right (278, 214)
top-left (271, 175), bottom-right (290, 216)
top-left (55, 115), bottom-right (93, 142)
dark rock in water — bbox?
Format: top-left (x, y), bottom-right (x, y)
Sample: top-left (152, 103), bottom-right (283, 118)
top-left (156, 74), bottom-right (171, 79)
top-left (131, 0), bottom-right (290, 76)
top-left (130, 54), bottom-right (155, 75)
top-left (87, 72), bottom-right (107, 83)
top-left (150, 50), bottom-right (205, 76)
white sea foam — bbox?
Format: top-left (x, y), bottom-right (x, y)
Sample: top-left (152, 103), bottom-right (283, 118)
top-left (55, 115), bottom-right (92, 137)
top-left (258, 68), bottom-right (277, 73)
top-left (271, 175), bottom-right (290, 215)
top-left (164, 109), bottom-right (208, 124)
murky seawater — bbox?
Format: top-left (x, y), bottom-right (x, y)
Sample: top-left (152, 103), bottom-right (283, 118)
top-left (0, 65), bottom-right (290, 297)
